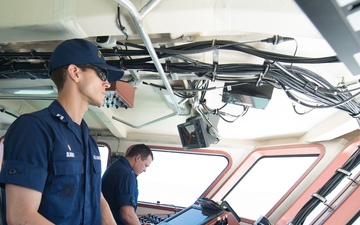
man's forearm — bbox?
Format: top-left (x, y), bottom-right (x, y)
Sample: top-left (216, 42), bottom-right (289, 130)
top-left (123, 212), bottom-right (141, 225)
top-left (120, 205), bottom-right (141, 225)
top-left (100, 194), bottom-right (116, 225)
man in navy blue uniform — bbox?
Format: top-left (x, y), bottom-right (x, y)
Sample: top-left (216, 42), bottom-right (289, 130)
top-left (102, 144), bottom-right (153, 225)
top-left (0, 39), bottom-right (124, 225)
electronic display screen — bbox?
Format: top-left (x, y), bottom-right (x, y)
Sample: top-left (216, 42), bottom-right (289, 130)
top-left (178, 124), bottom-right (197, 145)
top-left (177, 117), bottom-right (207, 150)
top-left (161, 205), bottom-right (220, 225)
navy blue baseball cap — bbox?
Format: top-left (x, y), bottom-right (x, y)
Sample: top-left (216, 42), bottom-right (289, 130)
top-left (49, 38), bottom-right (124, 83)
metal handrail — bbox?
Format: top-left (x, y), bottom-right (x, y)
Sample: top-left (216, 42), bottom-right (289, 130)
top-left (113, 0), bottom-right (181, 128)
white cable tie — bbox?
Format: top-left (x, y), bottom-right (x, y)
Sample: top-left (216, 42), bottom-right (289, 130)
top-left (312, 193), bottom-right (333, 210)
top-left (336, 168), bottom-right (359, 184)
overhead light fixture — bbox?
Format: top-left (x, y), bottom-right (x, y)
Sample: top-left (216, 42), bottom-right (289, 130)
top-left (0, 86), bottom-right (56, 95)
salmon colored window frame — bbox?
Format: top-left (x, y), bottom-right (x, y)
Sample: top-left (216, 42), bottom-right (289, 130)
top-left (278, 138), bottom-right (360, 225)
top-left (136, 145), bottom-right (232, 208)
top-left (211, 144), bottom-right (325, 224)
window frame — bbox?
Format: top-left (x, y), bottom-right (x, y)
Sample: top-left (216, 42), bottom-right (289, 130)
top-left (97, 142), bottom-right (112, 175)
top-left (278, 138), bottom-right (360, 224)
top-left (138, 145), bottom-right (233, 207)
top-left (211, 144), bottom-right (325, 224)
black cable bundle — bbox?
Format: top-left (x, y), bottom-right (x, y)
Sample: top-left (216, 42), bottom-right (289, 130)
top-left (1, 37), bottom-right (360, 125)
top-left (0, 38), bottom-right (340, 75)
top-left (269, 62), bottom-right (360, 125)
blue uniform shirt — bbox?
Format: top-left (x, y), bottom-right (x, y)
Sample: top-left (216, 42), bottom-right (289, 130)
top-left (0, 100), bottom-right (102, 225)
top-left (102, 156), bottom-right (138, 225)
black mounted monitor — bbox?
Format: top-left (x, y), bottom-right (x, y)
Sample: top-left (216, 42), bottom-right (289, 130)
top-left (177, 115), bottom-right (219, 150)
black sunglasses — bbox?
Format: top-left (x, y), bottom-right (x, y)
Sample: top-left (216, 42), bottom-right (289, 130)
top-left (76, 64), bottom-right (108, 81)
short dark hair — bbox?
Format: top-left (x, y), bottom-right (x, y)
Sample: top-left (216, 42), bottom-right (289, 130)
top-left (126, 144), bottom-right (153, 161)
top-left (51, 66), bottom-right (68, 91)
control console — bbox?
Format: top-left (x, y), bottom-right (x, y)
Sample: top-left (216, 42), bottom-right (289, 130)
top-left (138, 198), bottom-right (240, 225)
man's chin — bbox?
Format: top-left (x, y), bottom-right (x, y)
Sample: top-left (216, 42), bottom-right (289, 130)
top-left (90, 100), bottom-right (104, 107)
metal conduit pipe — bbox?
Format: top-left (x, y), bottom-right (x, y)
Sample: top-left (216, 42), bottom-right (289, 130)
top-left (113, 0), bottom-right (181, 128)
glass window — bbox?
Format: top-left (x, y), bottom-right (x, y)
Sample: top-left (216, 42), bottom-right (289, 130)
top-left (137, 150), bottom-right (229, 207)
top-left (223, 155), bottom-right (318, 220)
top-left (98, 145), bottom-right (110, 176)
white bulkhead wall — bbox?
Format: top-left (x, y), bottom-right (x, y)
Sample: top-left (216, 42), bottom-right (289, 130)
top-left (0, 0), bottom-right (321, 43)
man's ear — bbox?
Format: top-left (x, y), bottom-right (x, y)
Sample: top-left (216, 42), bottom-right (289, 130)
top-left (135, 154), bottom-right (142, 162)
top-left (67, 64), bottom-right (81, 82)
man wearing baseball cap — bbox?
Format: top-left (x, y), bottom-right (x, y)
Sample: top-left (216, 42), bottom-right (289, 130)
top-left (0, 39), bottom-right (124, 225)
